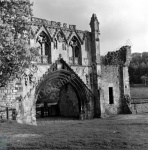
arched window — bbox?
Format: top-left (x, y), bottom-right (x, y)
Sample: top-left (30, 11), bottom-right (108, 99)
top-left (37, 31), bottom-right (51, 64)
top-left (57, 31), bottom-right (66, 50)
top-left (69, 36), bottom-right (82, 65)
top-left (75, 46), bottom-right (79, 57)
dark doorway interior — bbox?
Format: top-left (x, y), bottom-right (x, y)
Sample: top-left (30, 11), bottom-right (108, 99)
top-left (36, 84), bottom-right (79, 119)
top-left (109, 87), bottom-right (114, 104)
top-left (36, 102), bottom-right (59, 118)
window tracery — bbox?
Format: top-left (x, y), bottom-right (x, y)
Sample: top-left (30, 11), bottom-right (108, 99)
top-left (69, 36), bottom-right (82, 65)
top-left (57, 31), bottom-right (66, 50)
top-left (36, 31), bottom-right (51, 63)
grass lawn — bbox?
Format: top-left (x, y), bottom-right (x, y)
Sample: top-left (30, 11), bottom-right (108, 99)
top-left (1, 115), bottom-right (148, 150)
top-left (130, 87), bottom-right (148, 98)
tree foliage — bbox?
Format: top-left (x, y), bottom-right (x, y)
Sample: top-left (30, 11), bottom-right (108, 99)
top-left (101, 52), bottom-right (148, 84)
top-left (129, 52), bottom-right (148, 84)
top-left (0, 0), bottom-right (38, 86)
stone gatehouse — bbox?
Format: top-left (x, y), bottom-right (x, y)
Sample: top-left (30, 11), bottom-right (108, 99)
top-left (0, 13), bottom-right (131, 125)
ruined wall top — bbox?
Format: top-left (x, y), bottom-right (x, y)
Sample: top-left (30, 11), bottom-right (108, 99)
top-left (104, 46), bottom-right (131, 66)
top-left (30, 17), bottom-right (93, 45)
top-left (31, 17), bottom-right (86, 33)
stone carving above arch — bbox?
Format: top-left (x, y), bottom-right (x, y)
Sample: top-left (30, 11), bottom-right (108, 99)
top-left (53, 29), bottom-right (67, 42)
top-left (37, 32), bottom-right (48, 44)
top-left (35, 25), bottom-right (52, 42)
top-left (46, 27), bottom-right (56, 38)
top-left (52, 29), bottom-right (67, 50)
top-left (67, 31), bottom-right (83, 45)
top-left (62, 30), bottom-right (71, 40)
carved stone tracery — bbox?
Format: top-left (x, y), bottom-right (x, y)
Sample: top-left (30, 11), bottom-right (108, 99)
top-left (69, 36), bottom-right (82, 65)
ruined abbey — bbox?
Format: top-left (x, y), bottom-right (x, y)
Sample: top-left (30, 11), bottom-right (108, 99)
top-left (0, 13), bottom-right (131, 125)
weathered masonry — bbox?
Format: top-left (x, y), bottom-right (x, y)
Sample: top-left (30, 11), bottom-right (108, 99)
top-left (0, 13), bottom-right (131, 125)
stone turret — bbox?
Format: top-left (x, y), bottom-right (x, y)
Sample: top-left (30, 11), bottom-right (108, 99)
top-left (90, 14), bottom-right (100, 64)
top-left (90, 14), bottom-right (101, 117)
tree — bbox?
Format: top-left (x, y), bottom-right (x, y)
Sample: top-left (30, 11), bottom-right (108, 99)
top-left (129, 52), bottom-right (148, 84)
top-left (0, 0), bottom-right (38, 86)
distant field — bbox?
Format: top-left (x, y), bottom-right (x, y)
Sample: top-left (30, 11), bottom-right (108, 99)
top-left (130, 87), bottom-right (148, 98)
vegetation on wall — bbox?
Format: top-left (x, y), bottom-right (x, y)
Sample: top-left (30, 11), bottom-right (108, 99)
top-left (0, 0), bottom-right (38, 86)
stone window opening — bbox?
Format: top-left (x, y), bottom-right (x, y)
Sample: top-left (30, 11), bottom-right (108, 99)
top-left (37, 31), bottom-right (51, 64)
top-left (109, 87), bottom-right (114, 104)
top-left (53, 38), bottom-right (58, 49)
top-left (69, 36), bottom-right (82, 65)
top-left (57, 32), bottom-right (67, 50)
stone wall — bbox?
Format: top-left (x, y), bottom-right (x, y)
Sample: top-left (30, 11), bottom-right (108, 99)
top-left (58, 84), bottom-right (79, 117)
top-left (104, 46), bottom-right (131, 66)
top-left (0, 78), bottom-right (22, 119)
top-left (100, 65), bottom-right (122, 117)
top-left (16, 64), bottom-right (51, 124)
top-left (30, 24), bottom-right (92, 67)
top-left (131, 103), bottom-right (148, 114)
top-left (0, 64), bottom-right (50, 121)
top-left (0, 13), bottom-right (132, 124)
top-left (123, 66), bottom-right (130, 96)
top-left (100, 45), bottom-right (132, 116)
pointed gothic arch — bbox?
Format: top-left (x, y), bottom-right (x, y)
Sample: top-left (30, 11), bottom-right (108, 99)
top-left (36, 25), bottom-right (52, 41)
top-left (53, 29), bottom-right (67, 50)
top-left (36, 71), bottom-right (81, 118)
top-left (16, 58), bottom-right (94, 124)
top-left (36, 31), bottom-right (51, 63)
top-left (35, 70), bottom-right (82, 114)
top-left (69, 36), bottom-right (82, 65)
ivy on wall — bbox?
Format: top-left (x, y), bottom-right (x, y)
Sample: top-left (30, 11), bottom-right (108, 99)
top-left (0, 0), bottom-right (39, 86)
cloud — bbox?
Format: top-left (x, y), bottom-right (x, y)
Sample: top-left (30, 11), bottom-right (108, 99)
top-left (31, 0), bottom-right (148, 55)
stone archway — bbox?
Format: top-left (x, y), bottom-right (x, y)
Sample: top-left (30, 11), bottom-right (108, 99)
top-left (36, 81), bottom-right (80, 119)
top-left (35, 69), bottom-right (82, 120)
top-left (17, 58), bottom-right (95, 125)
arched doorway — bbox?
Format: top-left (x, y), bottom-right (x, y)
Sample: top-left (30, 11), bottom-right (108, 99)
top-left (35, 70), bottom-right (81, 120)
top-left (17, 58), bottom-right (94, 125)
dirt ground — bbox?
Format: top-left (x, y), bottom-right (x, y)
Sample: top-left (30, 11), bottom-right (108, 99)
top-left (1, 114), bottom-right (148, 150)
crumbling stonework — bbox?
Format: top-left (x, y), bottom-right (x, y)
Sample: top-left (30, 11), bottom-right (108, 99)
top-left (100, 46), bottom-right (131, 117)
top-left (0, 12), bottom-right (131, 125)
top-left (100, 66), bottom-right (122, 116)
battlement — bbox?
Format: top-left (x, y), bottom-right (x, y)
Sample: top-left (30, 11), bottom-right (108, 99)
top-left (31, 17), bottom-right (86, 33)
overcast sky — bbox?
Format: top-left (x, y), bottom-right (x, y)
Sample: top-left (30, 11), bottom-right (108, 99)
top-left (31, 0), bottom-right (148, 55)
